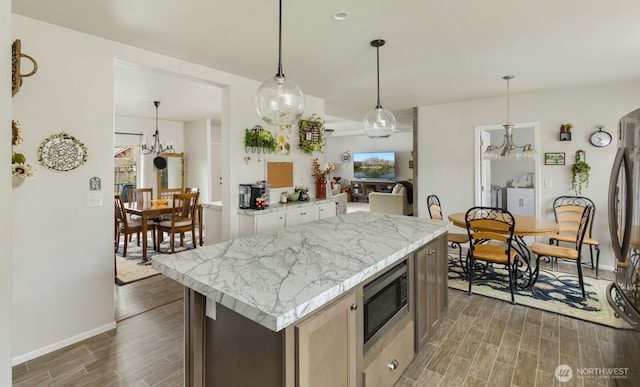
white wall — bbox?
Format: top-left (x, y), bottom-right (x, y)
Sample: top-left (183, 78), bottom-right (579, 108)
top-left (2, 0), bottom-right (13, 383)
top-left (184, 119), bottom-right (209, 201)
top-left (12, 16), bottom-right (116, 363)
top-left (325, 131), bottom-right (414, 187)
top-left (418, 81), bottom-right (640, 271)
top-left (10, 14), bottom-right (327, 363)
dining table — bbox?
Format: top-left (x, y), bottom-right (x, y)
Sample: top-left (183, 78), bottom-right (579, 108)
top-left (448, 211), bottom-right (559, 287)
top-left (124, 201), bottom-right (174, 261)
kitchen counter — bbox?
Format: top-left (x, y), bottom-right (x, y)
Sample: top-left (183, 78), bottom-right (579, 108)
top-left (152, 211), bottom-right (448, 332)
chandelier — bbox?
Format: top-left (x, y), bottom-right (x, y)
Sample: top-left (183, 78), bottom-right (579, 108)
top-left (363, 39), bottom-right (396, 138)
top-left (483, 75), bottom-right (536, 160)
top-left (255, 0), bottom-right (305, 126)
top-left (140, 101), bottom-right (175, 155)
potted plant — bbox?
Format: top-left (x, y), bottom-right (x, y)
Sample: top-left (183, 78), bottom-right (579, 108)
top-left (244, 125), bottom-right (276, 153)
top-left (298, 114), bottom-right (325, 155)
top-left (571, 149), bottom-right (590, 195)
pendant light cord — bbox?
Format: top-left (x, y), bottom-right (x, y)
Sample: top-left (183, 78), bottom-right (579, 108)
top-left (376, 45), bottom-right (382, 109)
top-left (276, 0), bottom-right (284, 78)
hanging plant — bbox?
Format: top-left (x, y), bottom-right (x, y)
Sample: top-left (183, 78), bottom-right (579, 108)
top-left (298, 114), bottom-right (325, 155)
top-left (244, 125), bottom-right (276, 153)
top-left (571, 149), bottom-right (590, 195)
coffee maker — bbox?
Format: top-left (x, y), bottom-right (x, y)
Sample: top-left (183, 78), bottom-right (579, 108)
top-left (239, 184), bottom-right (252, 209)
top-left (250, 183), bottom-right (266, 209)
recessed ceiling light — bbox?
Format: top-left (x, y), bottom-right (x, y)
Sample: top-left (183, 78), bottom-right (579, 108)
top-left (332, 11), bottom-right (350, 21)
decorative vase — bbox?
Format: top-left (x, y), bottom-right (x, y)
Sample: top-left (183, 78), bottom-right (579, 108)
top-left (315, 178), bottom-right (327, 199)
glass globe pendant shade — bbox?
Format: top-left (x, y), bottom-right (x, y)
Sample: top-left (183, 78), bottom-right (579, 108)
top-left (363, 107), bottom-right (396, 138)
top-left (255, 74), bottom-right (305, 126)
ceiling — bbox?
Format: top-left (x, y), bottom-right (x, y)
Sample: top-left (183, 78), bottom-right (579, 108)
top-left (13, 0), bottom-right (640, 133)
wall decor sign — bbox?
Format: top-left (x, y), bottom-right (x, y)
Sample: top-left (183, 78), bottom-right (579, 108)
top-left (38, 132), bottom-right (88, 171)
top-left (544, 152), bottom-right (565, 166)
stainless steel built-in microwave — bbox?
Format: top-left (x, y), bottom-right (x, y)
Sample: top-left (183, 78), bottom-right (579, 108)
top-left (363, 261), bottom-right (408, 352)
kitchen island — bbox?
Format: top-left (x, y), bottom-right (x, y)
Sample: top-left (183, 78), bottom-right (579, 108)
top-left (153, 211), bottom-right (449, 387)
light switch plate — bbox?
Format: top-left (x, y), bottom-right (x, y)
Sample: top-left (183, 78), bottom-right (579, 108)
top-left (87, 191), bottom-right (103, 207)
top-left (544, 179), bottom-right (552, 188)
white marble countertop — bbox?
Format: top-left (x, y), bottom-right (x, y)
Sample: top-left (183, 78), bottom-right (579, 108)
top-left (152, 211), bottom-right (448, 332)
top-left (202, 201), bottom-right (222, 210)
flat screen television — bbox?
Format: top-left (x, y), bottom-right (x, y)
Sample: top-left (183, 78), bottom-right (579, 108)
top-left (353, 151), bottom-right (396, 180)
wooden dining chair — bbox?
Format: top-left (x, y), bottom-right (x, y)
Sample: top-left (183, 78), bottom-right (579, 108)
top-left (185, 187), bottom-right (203, 246)
top-left (532, 205), bottom-right (592, 298)
top-left (157, 192), bottom-right (199, 253)
top-left (548, 196), bottom-right (601, 277)
top-left (427, 195), bottom-right (470, 274)
top-left (465, 207), bottom-right (518, 304)
top-left (126, 187), bottom-right (153, 205)
top-left (114, 194), bottom-right (156, 257)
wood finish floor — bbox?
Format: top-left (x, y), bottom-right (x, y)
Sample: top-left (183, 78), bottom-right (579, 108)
top-left (12, 264), bottom-right (640, 386)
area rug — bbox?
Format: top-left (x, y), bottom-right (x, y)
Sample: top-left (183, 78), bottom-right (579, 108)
top-left (447, 257), bottom-right (633, 329)
top-left (115, 234), bottom-right (195, 285)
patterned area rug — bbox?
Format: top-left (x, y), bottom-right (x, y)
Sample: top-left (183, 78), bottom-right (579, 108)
top-left (448, 257), bottom-right (633, 329)
top-left (115, 234), bottom-right (195, 285)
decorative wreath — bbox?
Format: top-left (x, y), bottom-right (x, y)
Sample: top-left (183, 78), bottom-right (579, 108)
top-left (298, 114), bottom-right (325, 155)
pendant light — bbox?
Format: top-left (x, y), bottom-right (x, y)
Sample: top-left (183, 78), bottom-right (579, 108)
top-left (363, 39), bottom-right (396, 138)
top-left (255, 0), bottom-right (305, 126)
top-left (140, 101), bottom-right (175, 156)
top-left (483, 75), bottom-right (536, 160)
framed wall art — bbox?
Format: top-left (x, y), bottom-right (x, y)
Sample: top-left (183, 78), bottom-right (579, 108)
top-left (544, 152), bottom-right (565, 166)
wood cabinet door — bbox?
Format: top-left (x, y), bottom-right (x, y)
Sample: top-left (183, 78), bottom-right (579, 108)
top-left (296, 292), bottom-right (358, 387)
top-left (414, 234), bottom-right (447, 350)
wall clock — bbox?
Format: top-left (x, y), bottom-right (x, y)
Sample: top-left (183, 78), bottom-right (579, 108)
top-left (589, 126), bottom-right (612, 147)
top-left (38, 132), bottom-right (88, 171)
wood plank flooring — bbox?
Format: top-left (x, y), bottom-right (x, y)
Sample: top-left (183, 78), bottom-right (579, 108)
top-left (13, 265), bottom-right (640, 386)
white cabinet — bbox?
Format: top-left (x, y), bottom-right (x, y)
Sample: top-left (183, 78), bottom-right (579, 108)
top-left (285, 207), bottom-right (319, 227)
top-left (255, 212), bottom-right (286, 234)
top-left (239, 200), bottom-right (336, 236)
top-left (506, 188), bottom-right (534, 216)
top-left (319, 202), bottom-right (336, 219)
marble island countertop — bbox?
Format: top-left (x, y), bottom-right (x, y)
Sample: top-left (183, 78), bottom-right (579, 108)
top-left (152, 211), bottom-right (448, 332)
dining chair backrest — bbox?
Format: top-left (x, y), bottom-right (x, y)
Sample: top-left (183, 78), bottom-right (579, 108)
top-left (465, 207), bottom-right (515, 250)
top-left (573, 205), bottom-right (593, 251)
top-left (171, 192), bottom-right (199, 224)
top-left (552, 196), bottom-right (595, 238)
top-left (114, 194), bottom-right (127, 225)
top-left (127, 188), bottom-right (153, 206)
top-left (426, 195), bottom-right (443, 220)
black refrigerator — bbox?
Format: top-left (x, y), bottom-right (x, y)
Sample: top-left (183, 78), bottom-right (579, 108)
top-left (607, 108), bottom-right (640, 328)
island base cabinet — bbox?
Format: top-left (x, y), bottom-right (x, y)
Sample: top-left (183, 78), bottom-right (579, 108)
top-left (185, 288), bottom-right (359, 387)
top-left (296, 291), bottom-right (358, 387)
top-left (414, 234), bottom-right (448, 350)
top-left (362, 320), bottom-right (414, 387)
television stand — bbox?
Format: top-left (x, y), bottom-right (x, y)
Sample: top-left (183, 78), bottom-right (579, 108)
top-left (350, 181), bottom-right (397, 202)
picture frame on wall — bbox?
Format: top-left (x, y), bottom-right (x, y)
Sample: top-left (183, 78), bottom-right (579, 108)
top-left (544, 152), bottom-right (565, 166)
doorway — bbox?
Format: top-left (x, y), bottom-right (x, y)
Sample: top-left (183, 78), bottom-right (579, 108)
top-left (474, 122), bottom-right (541, 220)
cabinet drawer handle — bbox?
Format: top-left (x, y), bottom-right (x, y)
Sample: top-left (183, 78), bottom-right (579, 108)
top-left (427, 249), bottom-right (436, 255)
top-left (350, 303), bottom-right (357, 311)
top-left (387, 359), bottom-right (399, 370)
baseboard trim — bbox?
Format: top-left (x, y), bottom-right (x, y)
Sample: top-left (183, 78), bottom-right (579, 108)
top-left (12, 321), bottom-right (117, 366)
